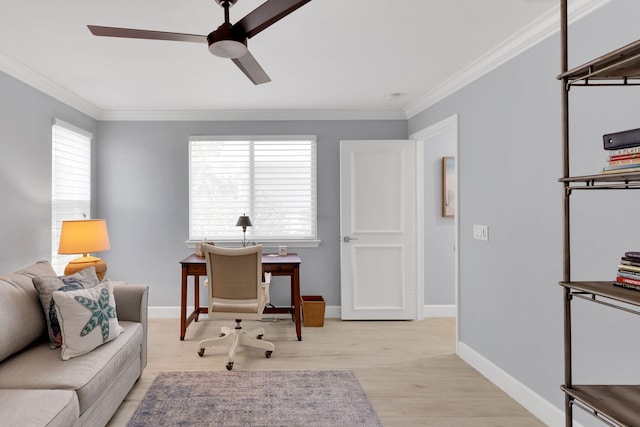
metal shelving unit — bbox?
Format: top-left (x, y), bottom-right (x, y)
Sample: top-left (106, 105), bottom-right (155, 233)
top-left (559, 1), bottom-right (640, 426)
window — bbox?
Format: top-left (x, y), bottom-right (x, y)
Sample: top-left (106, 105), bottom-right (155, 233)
top-left (51, 119), bottom-right (92, 274)
top-left (189, 136), bottom-right (317, 244)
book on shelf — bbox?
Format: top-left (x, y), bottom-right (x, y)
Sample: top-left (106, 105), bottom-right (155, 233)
top-left (608, 153), bottom-right (640, 161)
top-left (603, 127), bottom-right (640, 150)
top-left (607, 158), bottom-right (640, 167)
top-left (621, 258), bottom-right (640, 267)
top-left (607, 146), bottom-right (640, 157)
top-left (600, 166), bottom-right (640, 174)
top-left (613, 280), bottom-right (640, 291)
top-left (617, 270), bottom-right (640, 280)
top-left (602, 162), bottom-right (640, 171)
top-left (618, 263), bottom-right (640, 273)
top-left (625, 251), bottom-right (640, 260)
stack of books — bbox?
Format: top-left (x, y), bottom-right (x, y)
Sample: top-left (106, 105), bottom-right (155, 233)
top-left (602, 146), bottom-right (640, 174)
top-left (613, 252), bottom-right (640, 291)
top-left (601, 127), bottom-right (640, 174)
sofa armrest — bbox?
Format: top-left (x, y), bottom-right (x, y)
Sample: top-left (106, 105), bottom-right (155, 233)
top-left (113, 283), bottom-right (149, 373)
top-left (113, 283), bottom-right (149, 323)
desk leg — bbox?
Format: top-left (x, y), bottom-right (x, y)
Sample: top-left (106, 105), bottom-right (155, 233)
top-left (293, 265), bottom-right (302, 341)
top-left (180, 265), bottom-right (187, 340)
top-left (194, 274), bottom-right (200, 322)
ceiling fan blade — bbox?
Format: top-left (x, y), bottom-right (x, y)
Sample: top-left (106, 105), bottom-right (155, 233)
top-left (232, 0), bottom-right (312, 39)
top-left (88, 25), bottom-right (206, 43)
top-left (231, 51), bottom-right (271, 85)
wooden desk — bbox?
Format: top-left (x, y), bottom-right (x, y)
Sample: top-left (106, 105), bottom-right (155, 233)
top-left (179, 253), bottom-right (303, 341)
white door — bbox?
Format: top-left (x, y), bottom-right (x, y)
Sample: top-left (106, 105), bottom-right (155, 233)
top-left (340, 140), bottom-right (417, 320)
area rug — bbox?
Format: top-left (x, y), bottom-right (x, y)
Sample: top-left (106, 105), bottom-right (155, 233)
top-left (127, 370), bottom-right (382, 427)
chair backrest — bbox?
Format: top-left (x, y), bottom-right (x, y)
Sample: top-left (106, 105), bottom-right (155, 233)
top-left (202, 245), bottom-right (264, 320)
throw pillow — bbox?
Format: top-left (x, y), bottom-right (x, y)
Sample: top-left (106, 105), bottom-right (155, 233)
top-left (32, 267), bottom-right (100, 349)
top-left (53, 280), bottom-right (124, 360)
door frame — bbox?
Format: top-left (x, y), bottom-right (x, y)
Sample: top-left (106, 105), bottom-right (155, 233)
top-left (410, 114), bottom-right (459, 345)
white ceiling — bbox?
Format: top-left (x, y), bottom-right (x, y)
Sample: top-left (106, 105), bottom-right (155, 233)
top-left (0, 1), bottom-right (599, 120)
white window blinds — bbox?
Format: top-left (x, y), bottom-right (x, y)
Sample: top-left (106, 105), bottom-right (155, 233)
top-left (51, 119), bottom-right (92, 274)
top-left (189, 136), bottom-right (317, 242)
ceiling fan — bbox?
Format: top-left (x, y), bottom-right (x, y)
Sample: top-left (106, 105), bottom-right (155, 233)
top-left (87, 0), bottom-right (313, 85)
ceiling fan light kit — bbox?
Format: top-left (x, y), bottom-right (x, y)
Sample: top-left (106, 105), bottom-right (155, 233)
top-left (208, 39), bottom-right (247, 58)
top-left (207, 23), bottom-right (248, 59)
top-left (87, 0), bottom-right (313, 85)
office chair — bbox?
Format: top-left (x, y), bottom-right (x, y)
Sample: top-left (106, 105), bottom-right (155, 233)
top-left (196, 244), bottom-right (274, 370)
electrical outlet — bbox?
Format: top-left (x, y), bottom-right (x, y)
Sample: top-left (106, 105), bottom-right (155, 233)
top-left (473, 224), bottom-right (489, 241)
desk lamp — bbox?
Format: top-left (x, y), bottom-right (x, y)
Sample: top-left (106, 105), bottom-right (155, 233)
top-left (58, 219), bottom-right (111, 281)
top-left (235, 214), bottom-right (252, 247)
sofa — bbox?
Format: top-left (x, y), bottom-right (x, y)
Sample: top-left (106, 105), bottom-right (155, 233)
top-left (0, 260), bottom-right (149, 427)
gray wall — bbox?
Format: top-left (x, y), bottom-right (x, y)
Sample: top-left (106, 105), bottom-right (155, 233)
top-left (0, 72), bottom-right (97, 272)
top-left (409, 0), bottom-right (640, 423)
top-left (95, 120), bottom-right (407, 308)
top-left (420, 126), bottom-right (456, 305)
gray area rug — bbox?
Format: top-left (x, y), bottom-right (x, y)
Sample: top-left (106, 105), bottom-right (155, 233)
top-left (127, 370), bottom-right (382, 427)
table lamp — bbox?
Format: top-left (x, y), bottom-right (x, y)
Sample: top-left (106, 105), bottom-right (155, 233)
top-left (235, 214), bottom-right (252, 247)
top-left (58, 219), bottom-right (111, 281)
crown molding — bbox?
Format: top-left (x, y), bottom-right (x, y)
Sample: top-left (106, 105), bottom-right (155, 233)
top-left (404, 0), bottom-right (611, 119)
top-left (0, 50), bottom-right (405, 122)
top-left (0, 51), bottom-right (101, 119)
top-left (96, 108), bottom-right (407, 121)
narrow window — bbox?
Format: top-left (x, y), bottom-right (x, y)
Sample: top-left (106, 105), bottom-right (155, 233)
top-left (51, 119), bottom-right (92, 273)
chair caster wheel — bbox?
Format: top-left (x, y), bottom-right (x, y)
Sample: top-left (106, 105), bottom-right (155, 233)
top-left (265, 351), bottom-right (273, 358)
top-left (257, 334), bottom-right (263, 340)
top-left (197, 348), bottom-right (205, 357)
top-left (226, 362), bottom-right (234, 371)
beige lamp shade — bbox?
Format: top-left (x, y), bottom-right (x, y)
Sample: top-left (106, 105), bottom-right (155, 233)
top-left (58, 219), bottom-right (110, 280)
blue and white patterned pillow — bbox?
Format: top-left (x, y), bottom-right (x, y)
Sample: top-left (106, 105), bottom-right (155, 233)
top-left (32, 267), bottom-right (100, 348)
top-left (53, 280), bottom-right (124, 360)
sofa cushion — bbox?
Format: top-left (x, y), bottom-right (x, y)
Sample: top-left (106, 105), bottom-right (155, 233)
top-left (0, 321), bottom-right (142, 415)
top-left (33, 266), bottom-right (101, 349)
top-left (0, 389), bottom-right (79, 427)
top-left (0, 260), bottom-right (56, 363)
top-left (53, 280), bottom-right (124, 360)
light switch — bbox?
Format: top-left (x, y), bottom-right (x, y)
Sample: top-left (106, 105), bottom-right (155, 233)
top-left (473, 224), bottom-right (488, 241)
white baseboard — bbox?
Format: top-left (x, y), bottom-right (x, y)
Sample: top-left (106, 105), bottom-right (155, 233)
top-left (424, 304), bottom-right (456, 318)
top-left (149, 305), bottom-right (342, 319)
top-left (457, 341), bottom-right (583, 427)
top-left (151, 305), bottom-right (452, 319)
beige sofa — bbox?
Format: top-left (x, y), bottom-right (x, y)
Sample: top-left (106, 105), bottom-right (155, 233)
top-left (0, 260), bottom-right (148, 426)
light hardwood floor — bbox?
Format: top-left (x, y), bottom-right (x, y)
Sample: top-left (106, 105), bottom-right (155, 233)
top-left (108, 317), bottom-right (545, 426)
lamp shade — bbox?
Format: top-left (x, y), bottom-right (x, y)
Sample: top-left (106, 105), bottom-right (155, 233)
top-left (235, 215), bottom-right (252, 228)
top-left (58, 219), bottom-right (110, 255)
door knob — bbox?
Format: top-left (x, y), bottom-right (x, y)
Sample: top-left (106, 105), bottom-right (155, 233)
top-left (343, 236), bottom-right (358, 243)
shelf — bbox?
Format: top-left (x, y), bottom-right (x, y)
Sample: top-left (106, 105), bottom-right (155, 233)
top-left (561, 385), bottom-right (640, 427)
top-left (558, 3), bottom-right (640, 426)
top-left (558, 38), bottom-right (640, 87)
top-left (559, 171), bottom-right (640, 190)
top-left (560, 281), bottom-right (640, 313)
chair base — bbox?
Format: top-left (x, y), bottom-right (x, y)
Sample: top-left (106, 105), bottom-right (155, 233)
top-left (197, 322), bottom-right (274, 370)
